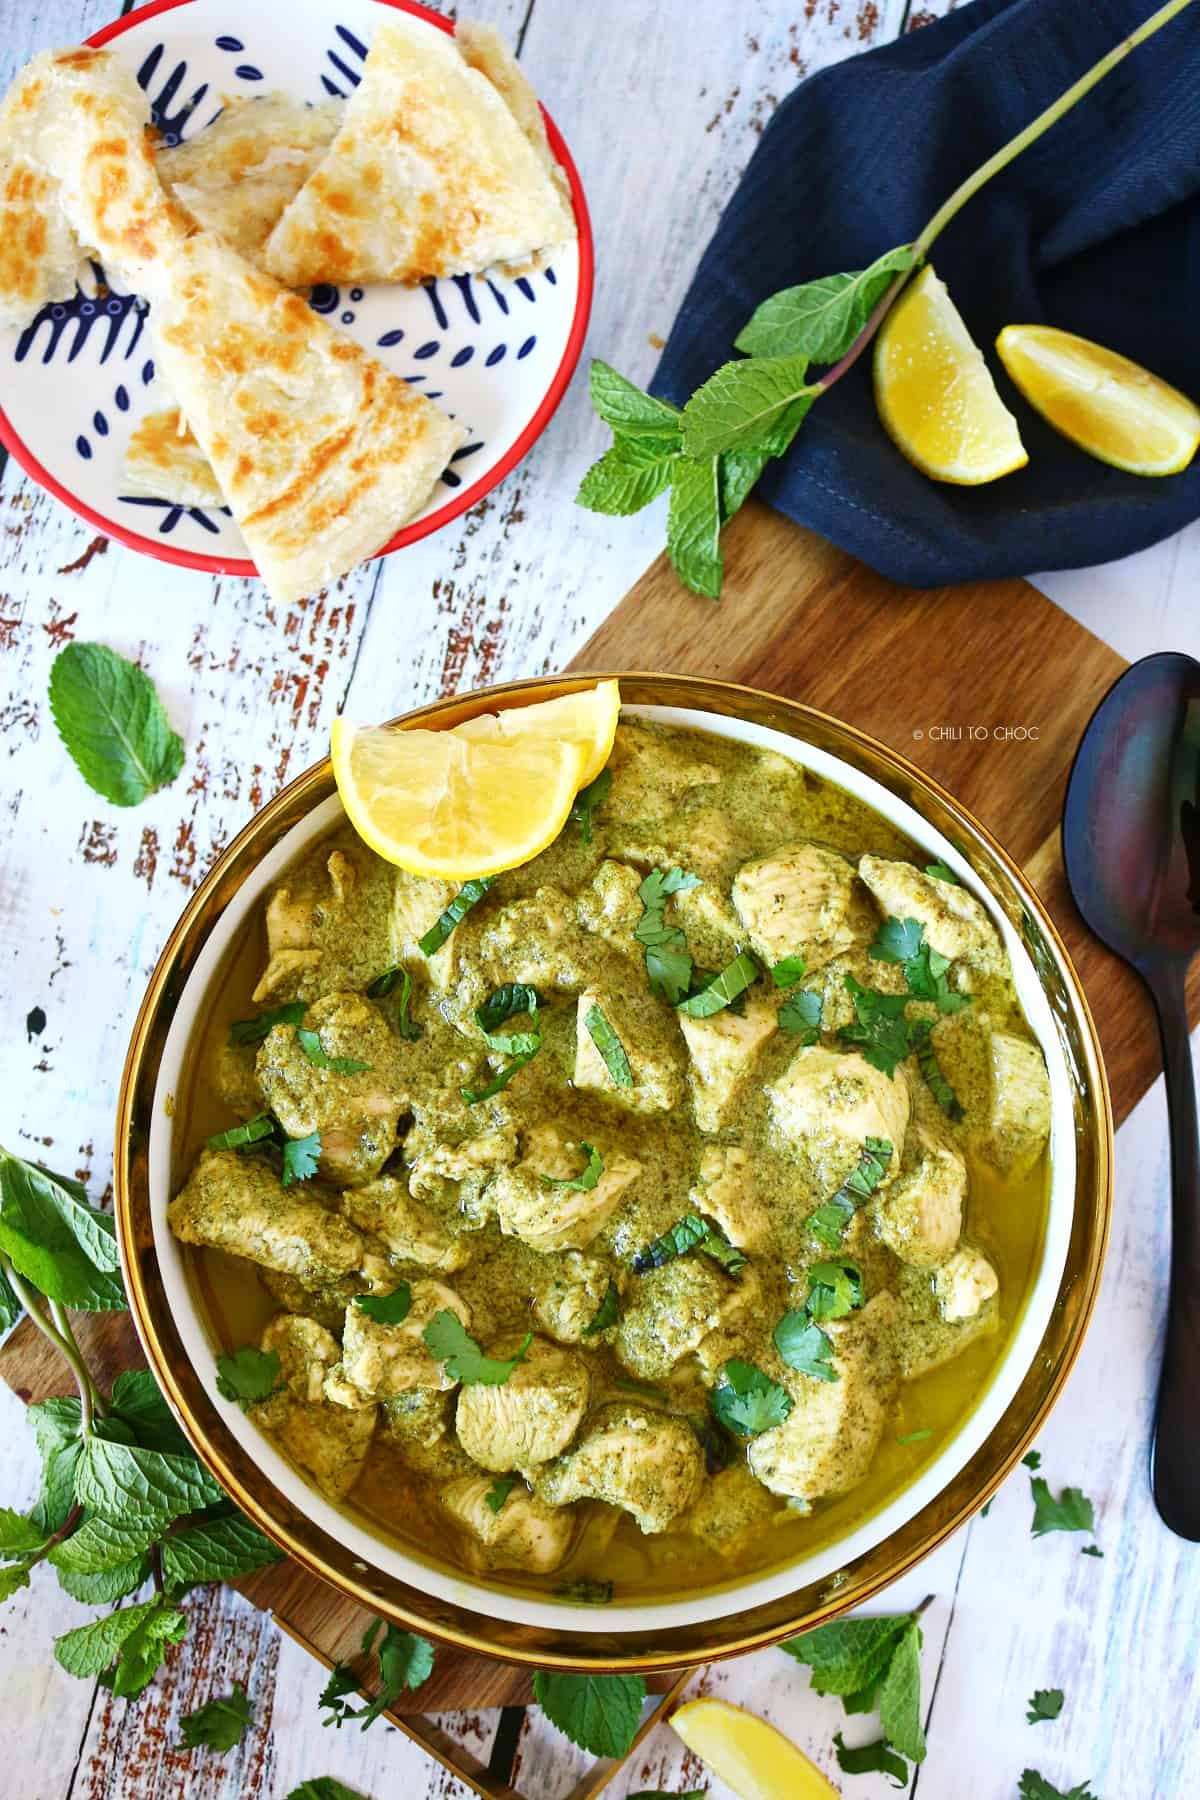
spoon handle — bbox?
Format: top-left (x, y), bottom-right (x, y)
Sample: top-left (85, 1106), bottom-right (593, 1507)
top-left (1145, 963), bottom-right (1200, 1541)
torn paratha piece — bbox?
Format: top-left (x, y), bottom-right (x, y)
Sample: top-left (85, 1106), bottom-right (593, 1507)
top-left (263, 15), bottom-right (575, 288)
top-left (156, 93), bottom-right (344, 263)
top-left (151, 231), bottom-right (467, 600)
top-left (123, 408), bottom-right (226, 509)
top-left (0, 46), bottom-right (187, 325)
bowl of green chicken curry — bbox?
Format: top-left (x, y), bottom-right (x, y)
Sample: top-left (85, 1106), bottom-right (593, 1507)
top-left (116, 675), bottom-right (1110, 1668)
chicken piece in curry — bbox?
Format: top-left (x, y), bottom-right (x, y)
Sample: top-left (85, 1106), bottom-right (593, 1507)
top-left (172, 721), bottom-right (1051, 1601)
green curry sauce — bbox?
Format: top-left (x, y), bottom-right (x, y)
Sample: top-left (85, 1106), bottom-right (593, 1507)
top-left (174, 720), bottom-right (1049, 1603)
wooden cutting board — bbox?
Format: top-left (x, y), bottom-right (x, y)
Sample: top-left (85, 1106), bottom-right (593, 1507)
top-left (2, 501), bottom-right (1188, 1756)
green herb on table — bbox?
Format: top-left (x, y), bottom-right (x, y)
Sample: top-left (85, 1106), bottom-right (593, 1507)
top-left (804, 1137), bottom-right (893, 1249)
top-left (354, 1285), bottom-right (412, 1326)
top-left (541, 1143), bottom-right (603, 1191)
top-left (1027, 1688), bottom-right (1065, 1725)
top-left (319, 1620), bottom-right (435, 1729)
top-left (0, 1147), bottom-right (126, 1316)
top-left (282, 1131), bottom-right (321, 1187)
top-left (1023, 1450), bottom-right (1042, 1470)
top-left (636, 866), bottom-right (701, 1003)
top-left (781, 1607), bottom-right (929, 1765)
top-left (229, 1001), bottom-right (307, 1047)
top-left (576, 1), bottom-right (1194, 597)
top-left (206, 1114), bottom-right (277, 1153)
top-left (366, 966), bottom-right (421, 1040)
top-left (533, 1668), bottom-right (648, 1759)
top-left (1018, 1774), bottom-right (1098, 1800)
top-left (676, 949), bottom-right (760, 1018)
top-left (583, 1282), bottom-right (620, 1335)
top-left (296, 1027), bottom-right (371, 1076)
top-left (711, 1358), bottom-right (792, 1436)
top-left (839, 977), bottom-right (913, 1076)
top-left (925, 860), bottom-right (960, 886)
top-left (778, 987), bottom-right (823, 1042)
top-left (423, 1310), bottom-right (531, 1386)
top-left (910, 1021), bottom-right (965, 1121)
top-left (834, 1731), bottom-right (909, 1786)
top-left (571, 765), bottom-right (614, 844)
top-left (1081, 1544), bottom-right (1104, 1558)
top-left (1030, 1476), bottom-right (1096, 1538)
top-left (485, 1475), bottom-right (516, 1514)
top-left (180, 1684), bottom-right (253, 1752)
top-left (418, 877), bottom-right (494, 956)
top-left (584, 1002), bottom-right (634, 1087)
top-left (48, 642), bottom-right (185, 807)
top-left (215, 1346), bottom-right (282, 1408)
top-left (287, 1782), bottom-right (366, 1800)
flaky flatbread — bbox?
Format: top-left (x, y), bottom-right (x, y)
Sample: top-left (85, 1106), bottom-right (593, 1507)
top-left (0, 47), bottom-right (186, 325)
top-left (122, 408), bottom-right (226, 508)
top-left (156, 94), bottom-right (344, 264)
top-left (263, 15), bottom-right (576, 288)
top-left (151, 231), bottom-right (467, 601)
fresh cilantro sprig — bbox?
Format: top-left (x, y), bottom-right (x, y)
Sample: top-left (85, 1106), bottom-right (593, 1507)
top-left (779, 987), bottom-right (823, 1042)
top-left (180, 1685), bottom-right (253, 1752)
top-left (868, 916), bottom-right (969, 1015)
top-left (571, 766), bottom-right (613, 844)
top-left (1018, 1775), bottom-right (1097, 1800)
top-left (635, 866), bottom-right (701, 1002)
top-left (354, 1285), bottom-right (412, 1326)
top-left (774, 1258), bottom-right (863, 1383)
top-left (1030, 1475), bottom-right (1096, 1539)
top-left (48, 642), bottom-right (185, 807)
top-left (804, 1137), bottom-right (893, 1249)
top-left (319, 1618), bottom-right (435, 1729)
top-left (422, 1310), bottom-right (531, 1385)
top-left (781, 1608), bottom-right (928, 1766)
top-left (839, 976), bottom-right (914, 1076)
top-left (711, 1358), bottom-right (792, 1436)
top-left (1027, 1688), bottom-right (1065, 1724)
top-left (533, 1669), bottom-right (648, 1759)
top-left (576, 7), bottom-right (1193, 596)
top-left (215, 1346), bottom-right (283, 1408)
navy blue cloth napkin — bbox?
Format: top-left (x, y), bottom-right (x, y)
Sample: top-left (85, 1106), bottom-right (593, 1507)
top-left (652, 0), bottom-right (1200, 589)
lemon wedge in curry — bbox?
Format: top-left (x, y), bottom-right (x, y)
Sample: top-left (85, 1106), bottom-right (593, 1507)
top-left (874, 265), bottom-right (1027, 484)
top-left (995, 324), bottom-right (1200, 476)
top-left (332, 714), bottom-right (590, 880)
top-left (454, 679), bottom-right (620, 784)
top-left (670, 1697), bottom-right (840, 1799)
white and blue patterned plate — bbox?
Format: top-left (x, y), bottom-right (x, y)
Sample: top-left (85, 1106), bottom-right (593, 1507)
top-left (0, 0), bottom-right (592, 576)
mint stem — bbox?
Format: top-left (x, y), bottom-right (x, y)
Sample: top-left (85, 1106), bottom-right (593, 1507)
top-left (0, 1251), bottom-right (107, 1430)
top-left (816, 0), bottom-right (1194, 396)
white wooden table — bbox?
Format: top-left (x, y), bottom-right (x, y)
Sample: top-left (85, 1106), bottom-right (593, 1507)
top-left (2, 0), bottom-right (1198, 1795)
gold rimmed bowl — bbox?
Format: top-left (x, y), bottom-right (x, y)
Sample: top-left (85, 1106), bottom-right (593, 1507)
top-left (115, 673), bottom-right (1112, 1671)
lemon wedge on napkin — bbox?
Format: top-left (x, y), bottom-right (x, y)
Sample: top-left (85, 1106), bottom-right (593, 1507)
top-left (874, 265), bottom-right (1027, 484)
top-left (670, 1696), bottom-right (841, 1798)
top-left (996, 324), bottom-right (1200, 476)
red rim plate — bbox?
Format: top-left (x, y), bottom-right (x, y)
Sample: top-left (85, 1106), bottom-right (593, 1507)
top-left (0, 0), bottom-right (595, 579)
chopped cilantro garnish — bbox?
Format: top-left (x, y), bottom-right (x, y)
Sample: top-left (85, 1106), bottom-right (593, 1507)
top-left (422, 1311), bottom-right (531, 1385)
top-left (925, 860), bottom-right (960, 885)
top-left (635, 866), bottom-right (700, 1002)
top-left (354, 1285), bottom-right (412, 1326)
top-left (485, 1475), bottom-right (516, 1514)
top-left (778, 987), bottom-right (823, 1042)
top-left (1026, 1687), bottom-right (1064, 1724)
top-left (584, 1003), bottom-right (634, 1087)
top-left (773, 1312), bottom-right (837, 1382)
top-left (570, 767), bottom-right (613, 845)
top-left (710, 1358), bottom-right (792, 1436)
top-left (1030, 1476), bottom-right (1096, 1538)
top-left (215, 1346), bottom-right (282, 1408)
top-left (418, 877), bottom-right (494, 956)
top-left (281, 1132), bottom-right (321, 1186)
top-left (868, 915), bottom-right (969, 1014)
top-left (839, 976), bottom-right (913, 1076)
top-left (805, 1258), bottom-right (864, 1321)
top-left (771, 954), bottom-right (807, 987)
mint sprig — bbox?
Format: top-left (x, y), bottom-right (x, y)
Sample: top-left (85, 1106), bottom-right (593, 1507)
top-left (48, 642), bottom-right (184, 807)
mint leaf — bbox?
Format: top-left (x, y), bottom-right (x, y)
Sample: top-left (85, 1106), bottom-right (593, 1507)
top-left (366, 967), bottom-right (421, 1039)
top-left (631, 1213), bottom-right (709, 1272)
top-left (229, 1001), bottom-right (307, 1046)
top-left (485, 1475), bottom-right (516, 1514)
top-left (583, 1002), bottom-right (634, 1087)
top-left (1027, 1687), bottom-right (1064, 1724)
top-left (423, 1310), bottom-right (531, 1385)
top-left (571, 766), bottom-right (612, 845)
top-left (577, 445), bottom-right (677, 515)
top-left (780, 1615), bottom-right (912, 1699)
top-left (354, 1285), bottom-right (412, 1325)
top-left (55, 1556), bottom-right (148, 1604)
top-left (925, 860), bottom-right (960, 885)
top-left (533, 1669), bottom-right (647, 1758)
top-left (583, 1282), bottom-right (619, 1336)
top-left (48, 642), bottom-right (184, 807)
top-left (206, 1114), bottom-right (277, 1152)
top-left (110, 1368), bottom-right (191, 1456)
top-left (833, 1732), bottom-right (908, 1786)
top-left (1030, 1477), bottom-right (1095, 1537)
top-left (676, 950), bottom-right (759, 1018)
top-left (55, 1598), bottom-right (187, 1695)
top-left (667, 454), bottom-right (723, 598)
top-left (318, 1662), bottom-right (359, 1726)
top-left (476, 984), bottom-right (541, 1053)
top-left (1019, 1775), bottom-right (1097, 1800)
top-left (29, 1396), bottom-right (84, 1532)
top-left (287, 1783), bottom-right (364, 1800)
top-left (805, 1137), bottom-right (893, 1249)
top-left (74, 1437), bottom-right (224, 1522)
top-left (910, 1022), bottom-right (965, 1121)
top-left (636, 865), bottom-right (700, 1001)
top-left (0, 1152), bottom-right (126, 1312)
top-left (50, 1514), bottom-right (161, 1574)
top-left (541, 1144), bottom-right (602, 1192)
top-left (0, 1506), bottom-right (46, 1557)
top-left (180, 1685), bottom-right (253, 1752)
top-left (588, 361), bottom-right (681, 438)
top-left (774, 1312), bottom-right (837, 1382)
top-left (296, 1027), bottom-right (371, 1076)
top-left (354, 1625), bottom-right (435, 1727)
top-left (0, 1261), bottom-right (21, 1332)
top-left (711, 1358), bottom-right (792, 1436)
top-left (216, 1346), bottom-right (283, 1408)
top-left (877, 1620), bottom-right (925, 1762)
top-left (681, 353), bottom-right (815, 457)
top-left (735, 246), bottom-right (917, 363)
top-left (282, 1132), bottom-right (321, 1187)
top-left (161, 1511), bottom-right (283, 1590)
top-left (462, 1050), bottom-right (538, 1105)
top-left (839, 976), bottom-right (913, 1077)
top-left (779, 988), bottom-right (823, 1042)
top-left (55, 1598), bottom-right (161, 1676)
top-left (0, 1563), bottom-right (30, 1604)
top-left (418, 877), bottom-right (494, 956)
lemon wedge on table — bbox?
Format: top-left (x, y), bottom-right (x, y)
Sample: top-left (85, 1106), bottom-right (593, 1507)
top-left (996, 324), bottom-right (1200, 476)
top-left (453, 679), bottom-right (621, 785)
top-left (670, 1697), bottom-right (840, 1799)
top-left (874, 265), bottom-right (1028, 484)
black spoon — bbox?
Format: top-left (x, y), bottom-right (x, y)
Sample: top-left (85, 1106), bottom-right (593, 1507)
top-left (1063, 650), bottom-right (1200, 1541)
